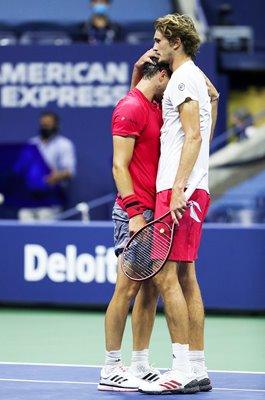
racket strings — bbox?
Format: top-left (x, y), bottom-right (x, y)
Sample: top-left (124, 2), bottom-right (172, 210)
top-left (151, 224), bottom-right (172, 249)
top-left (123, 222), bottom-right (172, 279)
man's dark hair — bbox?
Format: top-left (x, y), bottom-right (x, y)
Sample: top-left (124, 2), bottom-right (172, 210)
top-left (142, 57), bottom-right (172, 79)
top-left (40, 111), bottom-right (60, 128)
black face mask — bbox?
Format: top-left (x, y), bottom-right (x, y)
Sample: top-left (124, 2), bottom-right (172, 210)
top-left (39, 126), bottom-right (58, 139)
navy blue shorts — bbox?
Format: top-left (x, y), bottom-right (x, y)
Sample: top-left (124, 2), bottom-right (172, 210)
top-left (112, 202), bottom-right (154, 257)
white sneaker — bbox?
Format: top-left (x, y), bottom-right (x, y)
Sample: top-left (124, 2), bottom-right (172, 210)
top-left (97, 364), bottom-right (142, 392)
top-left (194, 368), bottom-right (212, 391)
top-left (129, 364), bottom-right (161, 382)
top-left (139, 369), bottom-right (199, 394)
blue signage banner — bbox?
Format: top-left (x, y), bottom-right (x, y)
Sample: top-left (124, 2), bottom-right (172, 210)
top-left (0, 221), bottom-right (264, 311)
top-left (0, 43), bottom-right (226, 219)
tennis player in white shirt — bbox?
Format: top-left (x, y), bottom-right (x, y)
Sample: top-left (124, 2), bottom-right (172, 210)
top-left (139, 13), bottom-right (219, 395)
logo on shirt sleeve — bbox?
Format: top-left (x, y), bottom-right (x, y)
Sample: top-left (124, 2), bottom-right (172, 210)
top-left (178, 83), bottom-right (185, 91)
top-left (121, 117), bottom-right (138, 124)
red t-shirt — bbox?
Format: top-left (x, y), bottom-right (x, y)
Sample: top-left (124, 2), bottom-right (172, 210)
top-left (112, 88), bottom-right (162, 211)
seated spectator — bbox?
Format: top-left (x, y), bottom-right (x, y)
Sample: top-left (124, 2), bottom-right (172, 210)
top-left (231, 107), bottom-right (256, 141)
top-left (79, 0), bottom-right (124, 44)
top-left (18, 111), bottom-right (76, 221)
top-left (217, 3), bottom-right (235, 26)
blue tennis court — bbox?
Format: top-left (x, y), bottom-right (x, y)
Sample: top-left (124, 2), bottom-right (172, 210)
top-left (0, 363), bottom-right (264, 400)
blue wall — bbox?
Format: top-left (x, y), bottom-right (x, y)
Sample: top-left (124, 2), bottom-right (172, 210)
top-left (0, 221), bottom-right (264, 311)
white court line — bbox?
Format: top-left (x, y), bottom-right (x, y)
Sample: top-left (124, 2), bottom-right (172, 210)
top-left (0, 378), bottom-right (95, 385)
top-left (0, 378), bottom-right (264, 393)
top-left (215, 388), bottom-right (265, 393)
top-left (0, 362), bottom-right (97, 368)
top-left (209, 369), bottom-right (265, 375)
top-left (0, 362), bottom-right (264, 375)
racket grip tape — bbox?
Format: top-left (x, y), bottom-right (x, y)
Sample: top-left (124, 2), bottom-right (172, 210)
top-left (122, 194), bottom-right (143, 218)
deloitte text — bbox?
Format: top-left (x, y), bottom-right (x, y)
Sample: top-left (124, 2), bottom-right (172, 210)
top-left (0, 62), bottom-right (129, 108)
top-left (24, 244), bottom-right (117, 284)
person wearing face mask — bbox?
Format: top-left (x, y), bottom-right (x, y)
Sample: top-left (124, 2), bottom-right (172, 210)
top-left (17, 111), bottom-right (76, 221)
top-left (79, 0), bottom-right (124, 44)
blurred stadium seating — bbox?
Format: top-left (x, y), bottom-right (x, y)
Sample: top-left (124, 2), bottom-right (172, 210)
top-left (0, 31), bottom-right (17, 45)
top-left (19, 31), bottom-right (72, 45)
top-left (206, 169), bottom-right (265, 223)
top-left (0, 0), bottom-right (174, 45)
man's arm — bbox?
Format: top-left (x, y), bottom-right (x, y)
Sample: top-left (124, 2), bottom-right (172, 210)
top-left (112, 135), bottom-right (146, 233)
top-left (210, 97), bottom-right (219, 143)
top-left (200, 71), bottom-right (219, 142)
top-left (46, 169), bottom-right (72, 185)
top-left (112, 135), bottom-right (135, 196)
top-left (170, 99), bottom-right (202, 224)
top-left (46, 139), bottom-right (76, 185)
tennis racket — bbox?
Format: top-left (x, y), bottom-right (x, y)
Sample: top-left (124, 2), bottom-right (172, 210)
top-left (121, 168), bottom-right (207, 281)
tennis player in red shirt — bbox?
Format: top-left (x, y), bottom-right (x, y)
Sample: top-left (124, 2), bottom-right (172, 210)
top-left (98, 53), bottom-right (172, 391)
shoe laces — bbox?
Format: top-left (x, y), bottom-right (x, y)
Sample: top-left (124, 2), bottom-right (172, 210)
top-left (133, 363), bottom-right (159, 375)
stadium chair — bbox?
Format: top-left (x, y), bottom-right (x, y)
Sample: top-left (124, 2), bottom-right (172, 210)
top-left (19, 31), bottom-right (72, 45)
top-left (124, 21), bottom-right (154, 44)
top-left (206, 169), bottom-right (265, 223)
top-left (0, 31), bottom-right (17, 45)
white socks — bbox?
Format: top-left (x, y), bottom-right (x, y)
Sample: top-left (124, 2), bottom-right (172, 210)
top-left (172, 343), bottom-right (191, 374)
top-left (172, 345), bottom-right (207, 374)
top-left (104, 349), bottom-right (150, 373)
top-left (130, 349), bottom-right (150, 370)
top-left (189, 350), bottom-right (206, 373)
top-left (104, 350), bottom-right (122, 373)
top-left (104, 348), bottom-right (206, 375)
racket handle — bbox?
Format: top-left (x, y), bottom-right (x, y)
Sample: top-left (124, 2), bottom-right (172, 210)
top-left (184, 168), bottom-right (207, 201)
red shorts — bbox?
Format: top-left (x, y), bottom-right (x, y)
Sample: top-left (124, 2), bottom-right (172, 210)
top-left (155, 189), bottom-right (210, 262)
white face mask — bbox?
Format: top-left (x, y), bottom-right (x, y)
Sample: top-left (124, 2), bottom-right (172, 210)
top-left (92, 3), bottom-right (109, 16)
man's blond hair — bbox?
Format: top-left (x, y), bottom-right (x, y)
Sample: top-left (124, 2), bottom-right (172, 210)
top-left (155, 14), bottom-right (200, 59)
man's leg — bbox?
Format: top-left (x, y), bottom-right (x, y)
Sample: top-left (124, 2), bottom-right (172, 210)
top-left (98, 256), bottom-right (142, 391)
top-left (132, 280), bottom-right (159, 351)
top-left (178, 262), bottom-right (204, 350)
top-left (178, 262), bottom-right (212, 391)
top-left (129, 280), bottom-right (161, 381)
top-left (105, 256), bottom-right (140, 351)
top-left (139, 261), bottom-right (199, 394)
top-left (154, 261), bottom-right (190, 350)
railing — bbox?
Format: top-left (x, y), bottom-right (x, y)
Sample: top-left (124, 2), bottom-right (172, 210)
top-left (54, 110), bottom-right (265, 222)
top-left (210, 109), bottom-right (265, 153)
top-left (54, 192), bottom-right (116, 221)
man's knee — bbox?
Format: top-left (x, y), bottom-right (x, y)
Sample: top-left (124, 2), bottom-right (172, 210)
top-left (114, 279), bottom-right (140, 300)
top-left (178, 263), bottom-right (199, 290)
top-left (136, 281), bottom-right (160, 308)
top-left (143, 280), bottom-right (160, 298)
top-left (153, 272), bottom-right (178, 295)
top-left (180, 274), bottom-right (198, 290)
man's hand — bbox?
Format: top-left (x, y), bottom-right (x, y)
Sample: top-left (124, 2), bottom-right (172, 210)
top-left (130, 49), bottom-right (158, 89)
top-left (134, 49), bottom-right (158, 71)
top-left (45, 170), bottom-right (71, 185)
top-left (170, 188), bottom-right (187, 225)
top-left (128, 214), bottom-right (147, 236)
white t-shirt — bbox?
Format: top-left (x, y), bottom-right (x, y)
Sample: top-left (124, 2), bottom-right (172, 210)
top-left (156, 60), bottom-right (211, 193)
